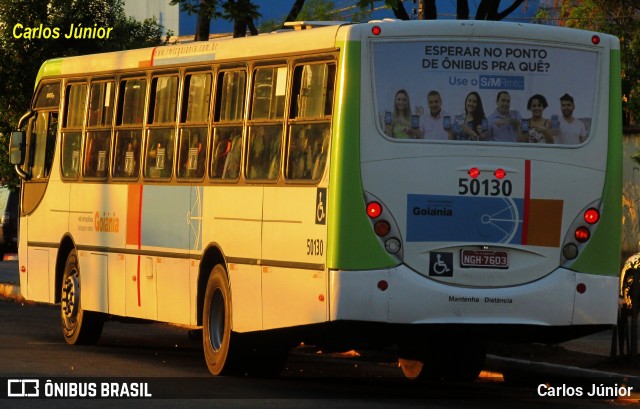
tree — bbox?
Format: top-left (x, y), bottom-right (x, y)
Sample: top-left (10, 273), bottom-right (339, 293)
top-left (170, 0), bottom-right (261, 39)
top-left (169, 0), bottom-right (221, 41)
top-left (537, 0), bottom-right (639, 126)
top-left (356, 0), bottom-right (525, 21)
top-left (284, 0), bottom-right (307, 24)
top-left (0, 0), bottom-right (167, 186)
top-left (474, 0), bottom-right (526, 20)
top-left (294, 0), bottom-right (338, 21)
top-left (222, 0), bottom-right (260, 37)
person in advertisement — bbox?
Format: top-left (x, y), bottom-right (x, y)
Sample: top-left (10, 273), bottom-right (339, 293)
top-left (557, 93), bottom-right (587, 144)
top-left (421, 90), bottom-right (452, 140)
top-left (452, 91), bottom-right (487, 141)
top-left (487, 91), bottom-right (522, 142)
top-left (384, 89), bottom-right (423, 139)
top-left (521, 94), bottom-right (555, 143)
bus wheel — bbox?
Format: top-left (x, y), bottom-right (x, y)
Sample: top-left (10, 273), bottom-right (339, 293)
top-left (203, 264), bottom-right (237, 376)
top-left (61, 250), bottom-right (104, 345)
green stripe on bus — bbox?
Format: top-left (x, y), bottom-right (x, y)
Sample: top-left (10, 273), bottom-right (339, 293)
top-left (570, 48), bottom-right (623, 277)
top-left (327, 39), bottom-right (397, 271)
top-left (35, 59), bottom-right (63, 88)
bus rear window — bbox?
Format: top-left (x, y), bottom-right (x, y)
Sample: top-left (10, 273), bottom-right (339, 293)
top-left (373, 41), bottom-right (598, 145)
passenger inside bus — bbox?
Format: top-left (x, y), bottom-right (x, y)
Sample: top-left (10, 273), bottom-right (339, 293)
top-left (113, 131), bottom-right (141, 178)
top-left (146, 130), bottom-right (174, 178)
top-left (248, 126), bottom-right (281, 180)
top-left (179, 130), bottom-right (205, 178)
top-left (221, 135), bottom-right (241, 179)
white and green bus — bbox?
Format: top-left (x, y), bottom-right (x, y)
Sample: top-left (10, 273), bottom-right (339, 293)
top-left (10, 20), bottom-right (622, 380)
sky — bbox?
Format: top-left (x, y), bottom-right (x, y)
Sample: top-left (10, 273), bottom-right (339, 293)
top-left (200, 0), bottom-right (541, 34)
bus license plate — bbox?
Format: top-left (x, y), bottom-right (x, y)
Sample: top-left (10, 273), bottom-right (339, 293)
top-left (460, 249), bottom-right (509, 269)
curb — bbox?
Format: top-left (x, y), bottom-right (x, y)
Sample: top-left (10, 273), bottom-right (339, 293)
top-left (486, 354), bottom-right (640, 390)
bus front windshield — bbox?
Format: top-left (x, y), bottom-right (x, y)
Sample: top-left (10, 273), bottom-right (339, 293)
top-left (372, 41), bottom-right (598, 145)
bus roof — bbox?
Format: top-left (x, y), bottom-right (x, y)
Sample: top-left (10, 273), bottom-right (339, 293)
top-left (35, 22), bottom-right (348, 83)
top-left (35, 20), bottom-right (618, 85)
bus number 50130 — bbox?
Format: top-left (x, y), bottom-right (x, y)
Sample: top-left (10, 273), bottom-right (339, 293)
top-left (306, 239), bottom-right (324, 256)
top-left (458, 178), bottom-right (512, 197)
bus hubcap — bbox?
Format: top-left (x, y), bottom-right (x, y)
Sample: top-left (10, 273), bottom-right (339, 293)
top-left (61, 271), bottom-right (80, 324)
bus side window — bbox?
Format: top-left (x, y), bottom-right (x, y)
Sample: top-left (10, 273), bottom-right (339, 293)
top-left (178, 72), bottom-right (211, 180)
top-left (286, 62), bottom-right (334, 182)
top-left (84, 131), bottom-right (111, 179)
top-left (247, 125), bottom-right (282, 180)
top-left (211, 127), bottom-right (242, 179)
top-left (178, 128), bottom-right (206, 179)
top-left (211, 70), bottom-right (246, 181)
top-left (113, 78), bottom-right (146, 180)
top-left (287, 123), bottom-right (330, 180)
top-left (145, 75), bottom-right (178, 180)
top-left (246, 66), bottom-right (286, 181)
top-left (61, 83), bottom-right (87, 179)
top-left (29, 111), bottom-right (59, 180)
top-left (84, 81), bottom-right (114, 179)
top-left (146, 129), bottom-right (175, 179)
top-left (113, 130), bottom-right (141, 178)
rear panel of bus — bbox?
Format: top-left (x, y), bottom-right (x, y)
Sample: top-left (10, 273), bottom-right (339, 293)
top-left (328, 21), bottom-right (622, 337)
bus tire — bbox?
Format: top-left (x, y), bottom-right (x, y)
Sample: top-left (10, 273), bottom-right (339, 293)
top-left (203, 264), bottom-right (237, 376)
top-left (60, 250), bottom-right (104, 345)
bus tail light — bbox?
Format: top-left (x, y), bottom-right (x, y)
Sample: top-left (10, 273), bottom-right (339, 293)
top-left (374, 220), bottom-right (391, 237)
top-left (364, 192), bottom-right (403, 259)
top-left (561, 200), bottom-right (601, 266)
top-left (583, 208), bottom-right (599, 224)
top-left (574, 227), bottom-right (590, 242)
top-left (367, 201), bottom-right (383, 218)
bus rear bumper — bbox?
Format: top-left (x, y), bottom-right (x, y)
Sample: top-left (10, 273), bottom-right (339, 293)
top-left (329, 266), bottom-right (618, 327)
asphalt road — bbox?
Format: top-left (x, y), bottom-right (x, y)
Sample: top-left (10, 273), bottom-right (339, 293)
top-left (0, 298), bottom-right (634, 408)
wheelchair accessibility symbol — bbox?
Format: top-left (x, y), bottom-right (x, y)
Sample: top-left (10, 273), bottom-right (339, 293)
top-left (429, 252), bottom-right (453, 277)
top-left (315, 188), bottom-right (327, 225)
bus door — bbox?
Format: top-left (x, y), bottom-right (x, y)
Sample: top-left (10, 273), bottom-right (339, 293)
top-left (20, 82), bottom-right (63, 302)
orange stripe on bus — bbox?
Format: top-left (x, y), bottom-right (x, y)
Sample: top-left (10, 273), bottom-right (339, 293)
top-left (126, 185), bottom-right (142, 246)
top-left (526, 199), bottom-right (563, 247)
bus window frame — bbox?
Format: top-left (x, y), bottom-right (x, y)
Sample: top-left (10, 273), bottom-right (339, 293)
top-left (210, 67), bottom-right (247, 183)
top-left (83, 78), bottom-right (116, 181)
top-left (112, 75), bottom-right (148, 181)
top-left (60, 81), bottom-right (88, 181)
top-left (285, 61), bottom-right (335, 184)
top-left (144, 72), bottom-right (180, 182)
top-left (245, 64), bottom-right (288, 183)
top-left (22, 80), bottom-right (60, 181)
top-left (177, 70), bottom-right (213, 182)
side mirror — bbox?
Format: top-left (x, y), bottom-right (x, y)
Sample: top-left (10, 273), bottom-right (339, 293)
top-left (9, 131), bottom-right (25, 166)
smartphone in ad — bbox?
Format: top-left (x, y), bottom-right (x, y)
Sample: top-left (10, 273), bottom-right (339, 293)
top-left (384, 111), bottom-right (392, 125)
top-left (411, 115), bottom-right (420, 129)
top-left (521, 119), bottom-right (529, 133)
top-left (443, 116), bottom-right (451, 130)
